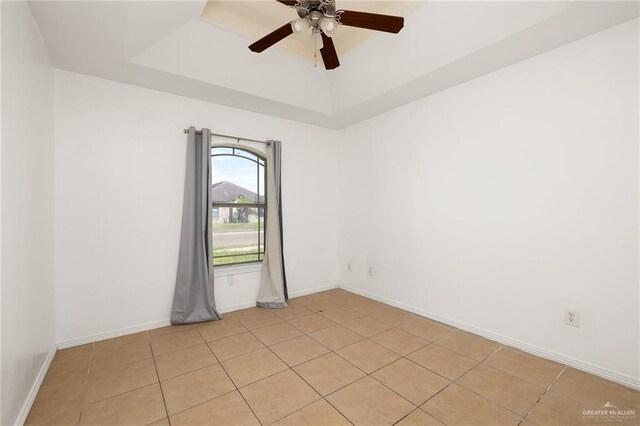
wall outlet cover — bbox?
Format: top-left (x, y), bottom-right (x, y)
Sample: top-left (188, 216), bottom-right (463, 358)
top-left (565, 309), bottom-right (580, 327)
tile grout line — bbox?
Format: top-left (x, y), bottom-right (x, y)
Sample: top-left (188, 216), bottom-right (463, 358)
top-left (199, 325), bottom-right (266, 426)
top-left (147, 331), bottom-right (172, 425)
top-left (267, 313), bottom-right (434, 423)
top-left (151, 343), bottom-right (203, 358)
top-left (78, 358), bottom-right (158, 406)
top-left (380, 330), bottom-right (508, 424)
top-left (155, 301), bottom-right (399, 423)
top-left (400, 354), bottom-right (453, 383)
top-left (391, 407), bottom-right (423, 426)
top-left (254, 315), bottom-right (358, 425)
top-left (159, 388), bottom-right (240, 421)
top-left (154, 357), bottom-right (220, 382)
top-left (474, 344), bottom-right (571, 423)
top-left (520, 365), bottom-right (568, 424)
top-left (252, 323), bottom-right (356, 426)
top-left (232, 302), bottom-right (372, 424)
top-left (272, 308), bottom-right (320, 323)
top-left (286, 313), bottom-right (338, 334)
top-left (221, 384), bottom-right (263, 425)
top-left (152, 325), bottom-right (262, 422)
top-left (359, 327), bottom-right (460, 417)
top-left (206, 339), bottom-right (266, 363)
top-left (286, 312), bottom-right (471, 425)
top-left (440, 343), bottom-right (534, 422)
top-left (62, 334), bottom-right (169, 424)
top-left (411, 359), bottom-right (480, 424)
top-left (85, 347), bottom-right (155, 375)
top-left (76, 343), bottom-right (96, 425)
top-left (419, 340), bottom-right (562, 424)
top-left (236, 321), bottom-right (322, 424)
top-left (474, 346), bottom-right (562, 423)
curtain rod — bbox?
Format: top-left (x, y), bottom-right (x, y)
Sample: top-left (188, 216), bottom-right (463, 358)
top-left (183, 128), bottom-right (270, 145)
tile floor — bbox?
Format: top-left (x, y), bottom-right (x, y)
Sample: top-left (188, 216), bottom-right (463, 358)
top-left (26, 289), bottom-right (639, 425)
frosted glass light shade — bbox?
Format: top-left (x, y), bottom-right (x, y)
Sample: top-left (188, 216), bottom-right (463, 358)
top-left (291, 18), bottom-right (310, 32)
top-left (319, 17), bottom-right (337, 36)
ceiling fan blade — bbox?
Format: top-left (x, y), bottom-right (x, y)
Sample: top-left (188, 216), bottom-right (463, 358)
top-left (337, 10), bottom-right (404, 33)
top-left (249, 23), bottom-right (294, 53)
top-left (320, 33), bottom-right (340, 70)
top-left (276, 0), bottom-right (298, 6)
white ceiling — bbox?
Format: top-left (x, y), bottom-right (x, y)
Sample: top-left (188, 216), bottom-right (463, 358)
top-left (29, 1), bottom-right (640, 129)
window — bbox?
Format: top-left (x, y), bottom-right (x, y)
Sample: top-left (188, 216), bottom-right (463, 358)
top-left (211, 146), bottom-right (266, 266)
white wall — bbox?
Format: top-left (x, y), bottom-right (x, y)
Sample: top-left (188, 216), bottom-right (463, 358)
top-left (1, 2), bottom-right (56, 424)
top-left (0, 2), bottom-right (3, 422)
top-left (54, 70), bottom-right (340, 344)
top-left (338, 19), bottom-right (639, 386)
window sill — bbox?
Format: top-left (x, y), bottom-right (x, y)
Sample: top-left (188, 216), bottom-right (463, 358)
top-left (214, 262), bottom-right (263, 277)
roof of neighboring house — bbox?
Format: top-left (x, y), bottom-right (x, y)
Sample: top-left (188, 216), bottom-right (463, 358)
top-left (212, 181), bottom-right (264, 203)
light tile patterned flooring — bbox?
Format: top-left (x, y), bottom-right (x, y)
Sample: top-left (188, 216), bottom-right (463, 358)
top-left (27, 289), bottom-right (639, 425)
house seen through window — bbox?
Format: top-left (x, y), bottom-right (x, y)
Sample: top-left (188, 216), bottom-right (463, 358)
top-left (211, 146), bottom-right (266, 266)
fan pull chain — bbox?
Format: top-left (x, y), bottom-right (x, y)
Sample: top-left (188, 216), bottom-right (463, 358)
top-left (314, 33), bottom-right (318, 68)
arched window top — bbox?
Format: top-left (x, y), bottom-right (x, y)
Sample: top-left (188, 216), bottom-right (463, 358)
top-left (212, 146), bottom-right (265, 166)
top-left (211, 146), bottom-right (266, 205)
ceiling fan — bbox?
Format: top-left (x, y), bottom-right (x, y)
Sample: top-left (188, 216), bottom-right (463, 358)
top-left (248, 0), bottom-right (404, 70)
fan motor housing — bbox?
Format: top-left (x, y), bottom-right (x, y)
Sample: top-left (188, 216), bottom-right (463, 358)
top-left (297, 0), bottom-right (336, 19)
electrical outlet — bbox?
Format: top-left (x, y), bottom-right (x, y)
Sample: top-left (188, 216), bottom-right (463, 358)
top-left (368, 267), bottom-right (374, 277)
top-left (565, 309), bottom-right (580, 327)
top-left (347, 262), bottom-right (351, 271)
top-left (228, 276), bottom-right (234, 287)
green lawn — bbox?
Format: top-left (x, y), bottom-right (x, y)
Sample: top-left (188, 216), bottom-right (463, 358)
top-left (213, 222), bottom-right (262, 233)
top-left (213, 248), bottom-right (263, 266)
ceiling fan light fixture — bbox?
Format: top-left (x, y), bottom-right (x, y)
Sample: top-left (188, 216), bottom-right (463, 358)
top-left (291, 18), bottom-right (310, 33)
top-left (319, 17), bottom-right (337, 36)
top-left (249, 0), bottom-right (405, 70)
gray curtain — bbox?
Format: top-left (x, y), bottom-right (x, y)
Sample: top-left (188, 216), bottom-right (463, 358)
top-left (257, 140), bottom-right (288, 308)
top-left (171, 127), bottom-right (221, 324)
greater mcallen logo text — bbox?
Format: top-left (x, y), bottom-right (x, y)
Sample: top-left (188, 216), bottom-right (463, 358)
top-left (583, 402), bottom-right (636, 422)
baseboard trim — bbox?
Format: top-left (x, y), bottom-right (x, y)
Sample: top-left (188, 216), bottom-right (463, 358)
top-left (218, 301), bottom-right (257, 314)
top-left (15, 346), bottom-right (56, 426)
top-left (289, 283), bottom-right (338, 298)
top-left (56, 283), bottom-right (339, 350)
top-left (340, 284), bottom-right (640, 390)
top-left (56, 319), bottom-right (172, 350)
